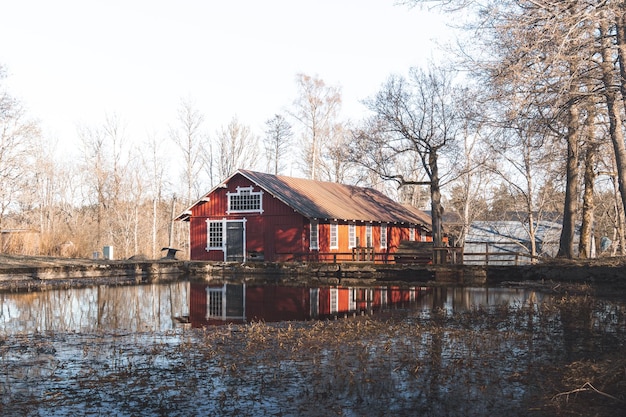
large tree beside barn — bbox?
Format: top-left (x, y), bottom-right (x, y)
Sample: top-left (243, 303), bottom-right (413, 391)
top-left (351, 66), bottom-right (461, 258)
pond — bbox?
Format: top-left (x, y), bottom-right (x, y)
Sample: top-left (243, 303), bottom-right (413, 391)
top-left (0, 280), bottom-right (624, 416)
top-left (0, 283), bottom-right (547, 334)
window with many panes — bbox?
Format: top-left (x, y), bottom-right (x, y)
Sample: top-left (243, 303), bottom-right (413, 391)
top-left (206, 287), bottom-right (224, 318)
top-left (207, 220), bottom-right (224, 249)
top-left (310, 220), bottom-right (319, 250)
top-left (227, 186), bottom-right (263, 213)
top-left (348, 223), bottom-right (356, 248)
top-left (366, 224), bottom-right (373, 247)
top-left (380, 223), bottom-right (387, 249)
top-left (330, 223), bottom-right (338, 249)
top-left (330, 288), bottom-right (338, 314)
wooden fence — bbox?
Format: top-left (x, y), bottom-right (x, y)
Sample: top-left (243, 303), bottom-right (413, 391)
top-left (462, 241), bottom-right (538, 265)
top-left (293, 243), bottom-right (536, 266)
top-left (294, 246), bottom-right (464, 265)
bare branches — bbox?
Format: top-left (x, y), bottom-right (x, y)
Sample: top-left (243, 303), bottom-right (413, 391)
top-left (263, 114), bottom-right (292, 176)
top-left (216, 116), bottom-right (259, 180)
top-left (353, 65), bottom-right (462, 249)
top-left (289, 74), bottom-right (342, 181)
top-left (552, 381), bottom-right (624, 404)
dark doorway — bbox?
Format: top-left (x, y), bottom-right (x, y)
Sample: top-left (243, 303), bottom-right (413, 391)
top-left (226, 221), bottom-right (244, 262)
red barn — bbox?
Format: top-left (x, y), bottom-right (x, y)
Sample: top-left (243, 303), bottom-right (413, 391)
top-left (176, 169), bottom-right (431, 263)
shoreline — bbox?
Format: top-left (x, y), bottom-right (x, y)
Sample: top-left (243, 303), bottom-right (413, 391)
top-left (1, 254), bottom-right (625, 294)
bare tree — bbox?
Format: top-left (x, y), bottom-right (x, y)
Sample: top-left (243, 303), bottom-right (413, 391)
top-left (319, 122), bottom-right (356, 183)
top-left (20, 135), bottom-right (58, 251)
top-left (77, 114), bottom-right (132, 255)
top-left (142, 132), bottom-right (168, 258)
top-left (0, 65), bottom-right (40, 231)
top-left (290, 73), bottom-right (342, 180)
top-left (354, 66), bottom-right (460, 256)
top-left (445, 86), bottom-right (491, 246)
top-left (486, 119), bottom-right (562, 260)
top-left (170, 97), bottom-right (208, 205)
top-left (216, 116), bottom-right (259, 179)
top-left (263, 114), bottom-right (292, 175)
top-left (78, 124), bottom-right (108, 251)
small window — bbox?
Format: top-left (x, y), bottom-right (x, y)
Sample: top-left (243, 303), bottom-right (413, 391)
top-left (410, 226), bottom-right (416, 241)
top-left (330, 223), bottom-right (338, 249)
top-left (349, 288), bottom-right (357, 311)
top-left (206, 287), bottom-right (224, 318)
top-left (380, 223), bottom-right (387, 249)
top-left (366, 224), bottom-right (372, 247)
top-left (227, 186), bottom-right (263, 214)
top-left (330, 288), bottom-right (338, 314)
top-left (348, 223), bottom-right (356, 249)
top-left (310, 220), bottom-right (319, 250)
top-left (207, 220), bottom-right (224, 250)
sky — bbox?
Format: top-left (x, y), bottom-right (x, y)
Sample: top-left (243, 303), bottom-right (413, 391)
top-left (0, 0), bottom-right (452, 154)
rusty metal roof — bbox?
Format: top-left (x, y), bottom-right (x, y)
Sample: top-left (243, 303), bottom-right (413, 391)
top-left (238, 170), bottom-right (431, 229)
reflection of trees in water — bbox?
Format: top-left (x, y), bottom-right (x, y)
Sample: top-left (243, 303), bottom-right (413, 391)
top-left (556, 296), bottom-right (624, 363)
top-left (0, 282), bottom-right (189, 333)
top-left (417, 287), bottom-right (546, 313)
top-left (1, 295), bottom-right (625, 416)
top-left (96, 282), bottom-right (190, 332)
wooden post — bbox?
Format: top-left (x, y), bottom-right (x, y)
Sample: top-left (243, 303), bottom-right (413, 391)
top-left (484, 242), bottom-right (489, 266)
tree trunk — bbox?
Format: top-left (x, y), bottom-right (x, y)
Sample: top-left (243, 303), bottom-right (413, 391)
top-left (429, 149), bottom-right (445, 263)
top-left (611, 173), bottom-right (626, 256)
top-left (557, 100), bottom-right (580, 258)
top-left (579, 142), bottom-right (596, 258)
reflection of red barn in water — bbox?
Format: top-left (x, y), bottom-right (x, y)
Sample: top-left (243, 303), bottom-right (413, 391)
top-left (189, 283), bottom-right (423, 327)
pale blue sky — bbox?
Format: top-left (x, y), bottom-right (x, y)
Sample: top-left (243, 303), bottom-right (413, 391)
top-left (0, 0), bottom-right (451, 148)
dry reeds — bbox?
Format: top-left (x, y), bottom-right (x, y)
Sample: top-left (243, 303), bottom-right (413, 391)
top-left (0, 296), bottom-right (624, 416)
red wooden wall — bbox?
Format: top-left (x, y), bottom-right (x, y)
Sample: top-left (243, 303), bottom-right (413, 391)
top-left (187, 173), bottom-right (430, 262)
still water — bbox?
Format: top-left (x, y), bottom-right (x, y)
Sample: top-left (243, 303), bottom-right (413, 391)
top-left (1, 280), bottom-right (624, 416)
top-left (0, 281), bottom-right (547, 335)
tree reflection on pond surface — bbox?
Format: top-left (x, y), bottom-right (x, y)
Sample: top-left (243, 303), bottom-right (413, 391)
top-left (0, 282), bottom-right (549, 333)
top-left (0, 280), bottom-right (624, 416)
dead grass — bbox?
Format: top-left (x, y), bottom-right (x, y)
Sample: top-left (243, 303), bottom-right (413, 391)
top-left (1, 296), bottom-right (625, 416)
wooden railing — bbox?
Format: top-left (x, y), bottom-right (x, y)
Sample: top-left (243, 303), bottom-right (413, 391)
top-left (462, 242), bottom-right (539, 265)
top-left (289, 244), bottom-right (536, 266)
top-left (294, 246), bottom-right (464, 265)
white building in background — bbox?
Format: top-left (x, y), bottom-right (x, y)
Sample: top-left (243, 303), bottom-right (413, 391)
top-left (463, 220), bottom-right (585, 265)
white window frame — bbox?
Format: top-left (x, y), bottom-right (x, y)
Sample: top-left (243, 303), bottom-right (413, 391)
top-left (310, 288), bottom-right (319, 318)
top-left (330, 288), bottom-right (338, 314)
top-left (380, 223), bottom-right (387, 249)
top-left (206, 286), bottom-right (225, 319)
top-left (366, 224), bottom-right (373, 247)
top-left (227, 186), bottom-right (263, 214)
top-left (310, 220), bottom-right (319, 250)
top-left (349, 288), bottom-right (357, 311)
top-left (409, 226), bottom-right (416, 241)
top-left (330, 222), bottom-right (338, 250)
top-left (348, 223), bottom-right (356, 249)
top-left (206, 284), bottom-right (246, 320)
top-left (206, 219), bottom-right (225, 251)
